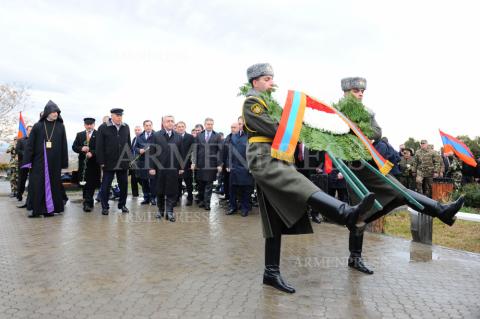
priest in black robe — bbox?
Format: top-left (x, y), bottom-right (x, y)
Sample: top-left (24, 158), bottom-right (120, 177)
top-left (23, 100), bottom-right (68, 218)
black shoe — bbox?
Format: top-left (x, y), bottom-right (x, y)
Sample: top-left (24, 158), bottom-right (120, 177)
top-left (140, 200), bottom-right (150, 205)
top-left (204, 205), bottom-right (211, 211)
top-left (198, 202), bottom-right (205, 208)
top-left (156, 212), bottom-right (164, 219)
top-left (17, 203), bottom-right (27, 208)
top-left (263, 266), bottom-right (295, 293)
top-left (150, 199), bottom-right (157, 206)
top-left (226, 209), bottom-right (237, 215)
top-left (17, 195), bottom-right (22, 202)
top-left (311, 213), bottom-right (322, 224)
top-left (348, 257), bottom-right (374, 274)
top-left (167, 211), bottom-right (176, 222)
top-left (28, 213), bottom-right (41, 218)
top-left (120, 206), bottom-right (129, 213)
top-left (102, 209), bottom-right (109, 215)
top-left (186, 199), bottom-right (193, 206)
top-left (43, 213), bottom-right (54, 218)
top-left (241, 210), bottom-right (249, 217)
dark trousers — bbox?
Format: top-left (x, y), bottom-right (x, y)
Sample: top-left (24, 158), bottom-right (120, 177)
top-left (157, 193), bottom-right (177, 213)
top-left (229, 184), bottom-right (253, 212)
top-left (82, 182), bottom-right (96, 207)
top-left (130, 170), bottom-right (139, 196)
top-left (178, 169), bottom-right (193, 199)
top-left (223, 171), bottom-right (230, 199)
top-left (17, 167), bottom-right (29, 197)
top-left (140, 177), bottom-right (156, 201)
top-left (328, 187), bottom-right (348, 203)
top-left (199, 180), bottom-right (213, 206)
top-left (100, 169), bottom-right (128, 209)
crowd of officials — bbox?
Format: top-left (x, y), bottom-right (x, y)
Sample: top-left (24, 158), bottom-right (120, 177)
top-left (5, 102), bottom-right (480, 221)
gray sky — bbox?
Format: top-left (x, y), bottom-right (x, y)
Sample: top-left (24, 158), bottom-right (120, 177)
top-left (1, 0), bottom-right (478, 149)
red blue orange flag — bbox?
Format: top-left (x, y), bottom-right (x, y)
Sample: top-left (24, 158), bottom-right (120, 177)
top-left (17, 112), bottom-right (27, 138)
top-left (439, 130), bottom-right (477, 167)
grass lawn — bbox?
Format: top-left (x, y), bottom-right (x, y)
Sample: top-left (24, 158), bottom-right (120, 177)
top-left (384, 210), bottom-right (480, 253)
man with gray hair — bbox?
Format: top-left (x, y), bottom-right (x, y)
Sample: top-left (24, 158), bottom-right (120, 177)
top-left (191, 117), bottom-right (223, 210)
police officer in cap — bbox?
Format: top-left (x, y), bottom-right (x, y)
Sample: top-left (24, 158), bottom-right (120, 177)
top-left (72, 117), bottom-right (101, 212)
top-left (96, 108), bottom-right (132, 215)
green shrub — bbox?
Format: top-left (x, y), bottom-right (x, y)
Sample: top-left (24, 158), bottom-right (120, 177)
top-left (453, 183), bottom-right (480, 208)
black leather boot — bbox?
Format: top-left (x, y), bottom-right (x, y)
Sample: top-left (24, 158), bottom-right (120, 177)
top-left (263, 237), bottom-right (295, 293)
top-left (348, 227), bottom-right (373, 274)
top-left (406, 190), bottom-right (465, 226)
top-left (307, 191), bottom-right (375, 229)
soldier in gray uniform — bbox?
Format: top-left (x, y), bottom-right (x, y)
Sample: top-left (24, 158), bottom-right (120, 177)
top-left (413, 140), bottom-right (441, 197)
top-left (243, 63), bottom-right (376, 294)
top-left (340, 77), bottom-right (465, 275)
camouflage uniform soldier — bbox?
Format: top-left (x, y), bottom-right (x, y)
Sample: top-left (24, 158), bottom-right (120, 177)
top-left (413, 140), bottom-right (440, 197)
top-left (6, 139), bottom-right (18, 197)
top-left (446, 153), bottom-right (463, 191)
top-left (398, 148), bottom-right (416, 190)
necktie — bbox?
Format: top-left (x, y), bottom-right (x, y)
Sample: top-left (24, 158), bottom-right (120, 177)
top-left (298, 143), bottom-right (304, 161)
top-left (206, 131), bottom-right (210, 142)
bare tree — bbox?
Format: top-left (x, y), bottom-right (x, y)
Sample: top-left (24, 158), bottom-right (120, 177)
top-left (0, 83), bottom-right (31, 142)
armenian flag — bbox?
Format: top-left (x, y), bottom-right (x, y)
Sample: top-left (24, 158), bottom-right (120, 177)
top-left (439, 130), bottom-right (477, 167)
top-left (17, 112), bottom-right (27, 138)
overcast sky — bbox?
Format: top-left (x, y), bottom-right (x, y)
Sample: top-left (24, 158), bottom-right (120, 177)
top-left (1, 0), bottom-right (478, 149)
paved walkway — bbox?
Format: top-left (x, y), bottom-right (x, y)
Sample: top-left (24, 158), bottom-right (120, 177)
top-left (1, 185), bottom-right (479, 318)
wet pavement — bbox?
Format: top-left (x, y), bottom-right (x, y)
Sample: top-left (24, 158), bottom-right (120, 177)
top-left (1, 186), bottom-right (480, 318)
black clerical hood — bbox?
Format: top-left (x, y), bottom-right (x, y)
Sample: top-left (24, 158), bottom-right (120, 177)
top-left (40, 100), bottom-right (63, 122)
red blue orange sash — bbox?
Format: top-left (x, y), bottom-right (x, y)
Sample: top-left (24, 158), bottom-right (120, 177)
top-left (271, 91), bottom-right (306, 163)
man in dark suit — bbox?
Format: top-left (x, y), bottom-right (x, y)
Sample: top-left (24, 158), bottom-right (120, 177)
top-left (175, 121), bottom-right (195, 206)
top-left (96, 108), bottom-right (132, 215)
top-left (134, 120), bottom-right (156, 205)
top-left (225, 121), bottom-right (253, 217)
top-left (129, 126), bottom-right (143, 197)
top-left (72, 118), bottom-right (101, 212)
top-left (148, 115), bottom-right (183, 222)
top-left (15, 125), bottom-right (32, 203)
top-left (191, 118), bottom-right (223, 210)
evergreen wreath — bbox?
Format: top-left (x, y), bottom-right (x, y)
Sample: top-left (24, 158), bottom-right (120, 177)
top-left (238, 84), bottom-right (373, 161)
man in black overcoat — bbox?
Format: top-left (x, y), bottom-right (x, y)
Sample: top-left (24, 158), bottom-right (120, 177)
top-left (191, 118), bottom-right (223, 210)
top-left (72, 117), bottom-right (101, 212)
top-left (147, 115), bottom-right (183, 222)
top-left (175, 121), bottom-right (195, 206)
top-left (96, 108), bottom-right (132, 215)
